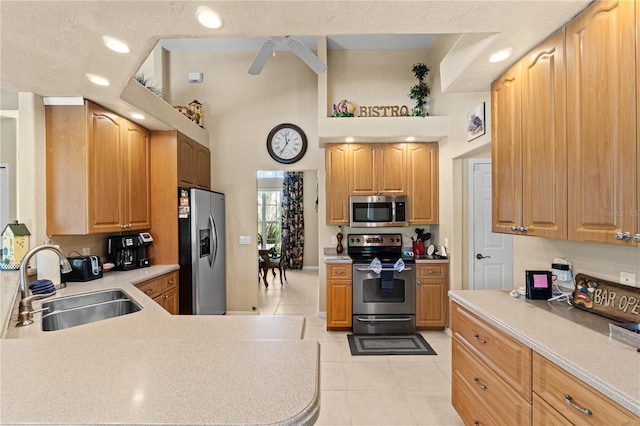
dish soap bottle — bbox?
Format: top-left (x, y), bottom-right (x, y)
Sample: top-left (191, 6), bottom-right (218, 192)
top-left (336, 226), bottom-right (344, 255)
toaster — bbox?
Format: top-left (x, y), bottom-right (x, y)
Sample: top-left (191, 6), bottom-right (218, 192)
top-left (61, 255), bottom-right (103, 282)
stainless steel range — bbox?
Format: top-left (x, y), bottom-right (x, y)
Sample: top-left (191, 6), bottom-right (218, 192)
top-left (348, 233), bottom-right (416, 334)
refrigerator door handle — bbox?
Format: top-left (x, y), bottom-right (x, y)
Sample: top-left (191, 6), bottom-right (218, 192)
top-left (209, 214), bottom-right (217, 268)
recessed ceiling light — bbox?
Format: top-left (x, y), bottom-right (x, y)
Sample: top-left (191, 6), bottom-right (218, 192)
top-left (489, 48), bottom-right (513, 63)
top-left (345, 137), bottom-right (355, 142)
top-left (103, 36), bottom-right (130, 53)
top-left (131, 112), bottom-right (145, 120)
top-left (406, 136), bottom-right (416, 142)
top-left (86, 73), bottom-right (110, 86)
top-left (196, 7), bottom-right (223, 29)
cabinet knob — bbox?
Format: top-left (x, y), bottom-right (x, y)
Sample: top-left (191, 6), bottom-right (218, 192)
top-left (634, 234), bottom-right (640, 243)
top-left (520, 226), bottom-right (528, 233)
top-left (348, 281), bottom-right (352, 286)
top-left (614, 232), bottom-right (631, 241)
top-left (145, 289), bottom-right (153, 294)
top-left (510, 226), bottom-right (518, 232)
top-left (168, 280), bottom-right (174, 284)
top-left (417, 280), bottom-right (422, 286)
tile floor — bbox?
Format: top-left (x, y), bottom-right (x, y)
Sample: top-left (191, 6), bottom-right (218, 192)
top-left (258, 269), bottom-right (464, 426)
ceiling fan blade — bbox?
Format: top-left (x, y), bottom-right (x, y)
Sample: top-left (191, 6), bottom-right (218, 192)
top-left (286, 37), bottom-right (327, 74)
top-left (248, 39), bottom-right (275, 75)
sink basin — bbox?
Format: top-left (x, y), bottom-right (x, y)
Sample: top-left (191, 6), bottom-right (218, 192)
top-left (41, 289), bottom-right (141, 331)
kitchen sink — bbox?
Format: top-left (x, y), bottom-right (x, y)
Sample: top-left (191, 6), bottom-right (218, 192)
top-left (41, 289), bottom-right (141, 331)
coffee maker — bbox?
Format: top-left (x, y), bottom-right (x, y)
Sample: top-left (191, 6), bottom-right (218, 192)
top-left (107, 232), bottom-right (153, 270)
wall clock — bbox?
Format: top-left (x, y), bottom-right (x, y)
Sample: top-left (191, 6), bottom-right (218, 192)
top-left (266, 123), bottom-right (308, 164)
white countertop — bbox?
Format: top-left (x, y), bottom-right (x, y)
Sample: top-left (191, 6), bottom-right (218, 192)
top-left (449, 290), bottom-right (640, 417)
top-left (1, 265), bottom-right (319, 425)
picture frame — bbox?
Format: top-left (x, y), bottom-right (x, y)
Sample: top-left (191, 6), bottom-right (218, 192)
top-left (466, 102), bottom-right (486, 141)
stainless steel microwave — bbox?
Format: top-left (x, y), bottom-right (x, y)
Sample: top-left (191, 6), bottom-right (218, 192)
top-left (349, 195), bottom-right (408, 227)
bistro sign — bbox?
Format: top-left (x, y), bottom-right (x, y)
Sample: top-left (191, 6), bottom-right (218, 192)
top-left (358, 105), bottom-right (411, 117)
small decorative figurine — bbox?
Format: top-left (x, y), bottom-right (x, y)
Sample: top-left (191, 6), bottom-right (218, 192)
top-left (1, 220), bottom-right (31, 270)
top-left (189, 99), bottom-right (203, 128)
top-left (336, 226), bottom-right (344, 254)
top-left (332, 99), bottom-right (356, 117)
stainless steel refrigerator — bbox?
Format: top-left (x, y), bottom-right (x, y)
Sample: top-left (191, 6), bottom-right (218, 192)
top-left (178, 188), bottom-right (226, 314)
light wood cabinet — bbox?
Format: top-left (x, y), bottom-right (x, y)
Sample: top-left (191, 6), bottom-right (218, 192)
top-left (46, 101), bottom-right (151, 235)
top-left (325, 142), bottom-right (439, 225)
top-left (407, 143), bottom-right (439, 224)
top-left (533, 352), bottom-right (638, 425)
top-left (349, 144), bottom-right (406, 195)
top-left (566, 0), bottom-right (637, 245)
top-left (416, 263), bottom-right (448, 329)
top-left (451, 302), bottom-right (532, 401)
top-left (492, 28), bottom-right (566, 239)
top-left (136, 270), bottom-right (179, 314)
top-left (149, 131), bottom-right (211, 265)
top-left (451, 301), bottom-right (533, 425)
top-left (453, 336), bottom-right (531, 426)
top-left (325, 144), bottom-right (350, 225)
top-left (326, 263), bottom-right (352, 330)
top-left (178, 132), bottom-right (211, 190)
top-left (532, 393), bottom-right (572, 426)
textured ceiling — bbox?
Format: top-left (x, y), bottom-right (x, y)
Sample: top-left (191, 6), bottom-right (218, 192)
top-left (0, 1), bottom-right (590, 129)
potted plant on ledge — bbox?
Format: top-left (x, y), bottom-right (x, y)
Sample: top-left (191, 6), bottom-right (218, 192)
top-left (409, 62), bottom-right (431, 117)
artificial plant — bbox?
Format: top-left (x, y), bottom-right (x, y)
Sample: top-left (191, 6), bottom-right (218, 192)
top-left (409, 62), bottom-right (431, 117)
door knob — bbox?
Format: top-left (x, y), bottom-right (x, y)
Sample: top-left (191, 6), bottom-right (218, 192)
top-left (476, 253), bottom-right (491, 260)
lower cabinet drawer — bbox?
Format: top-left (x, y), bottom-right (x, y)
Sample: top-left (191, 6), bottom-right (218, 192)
top-left (453, 336), bottom-right (531, 425)
top-left (533, 352), bottom-right (639, 425)
top-left (533, 393), bottom-right (572, 426)
top-left (135, 277), bottom-right (162, 299)
top-left (452, 301), bottom-right (532, 402)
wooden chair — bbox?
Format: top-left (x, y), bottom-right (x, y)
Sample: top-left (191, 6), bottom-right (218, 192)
top-left (259, 247), bottom-right (286, 287)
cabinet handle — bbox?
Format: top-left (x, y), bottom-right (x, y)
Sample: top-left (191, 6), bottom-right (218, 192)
top-left (614, 232), bottom-right (631, 241)
top-left (564, 394), bottom-right (592, 416)
top-left (168, 280), bottom-right (174, 284)
top-left (473, 422), bottom-right (479, 426)
top-left (417, 280), bottom-right (422, 286)
top-left (473, 377), bottom-right (487, 390)
top-left (164, 294), bottom-right (169, 299)
top-left (473, 334), bottom-right (487, 344)
top-left (335, 270), bottom-right (345, 275)
top-left (427, 269), bottom-right (436, 274)
top-left (145, 289), bottom-right (153, 294)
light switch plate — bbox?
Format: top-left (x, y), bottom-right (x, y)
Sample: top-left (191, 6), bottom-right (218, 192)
top-left (239, 236), bottom-right (251, 245)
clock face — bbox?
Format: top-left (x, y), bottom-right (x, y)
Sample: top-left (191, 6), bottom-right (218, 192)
top-left (267, 123), bottom-right (307, 164)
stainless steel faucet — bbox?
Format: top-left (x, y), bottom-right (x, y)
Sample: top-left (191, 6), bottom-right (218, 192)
top-left (16, 244), bottom-right (72, 327)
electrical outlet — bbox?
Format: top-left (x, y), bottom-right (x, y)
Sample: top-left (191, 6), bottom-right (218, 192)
top-left (331, 236), bottom-right (337, 245)
top-left (82, 247), bottom-right (90, 255)
top-left (620, 272), bottom-right (636, 285)
top-left (443, 238), bottom-right (449, 248)
top-left (239, 236), bottom-right (251, 245)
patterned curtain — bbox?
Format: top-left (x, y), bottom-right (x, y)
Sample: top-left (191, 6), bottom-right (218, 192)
top-left (281, 171), bottom-right (304, 269)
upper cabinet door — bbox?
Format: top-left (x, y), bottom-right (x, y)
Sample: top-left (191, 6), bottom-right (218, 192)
top-left (566, 0), bottom-right (636, 245)
top-left (123, 120), bottom-right (151, 230)
top-left (326, 144), bottom-right (350, 225)
top-left (377, 144), bottom-right (407, 194)
top-left (407, 143), bottom-right (439, 224)
top-left (520, 28), bottom-right (567, 239)
top-left (194, 143), bottom-right (211, 190)
top-left (87, 103), bottom-right (124, 233)
top-left (349, 144), bottom-right (376, 195)
top-left (178, 133), bottom-right (196, 187)
top-left (491, 62), bottom-right (522, 234)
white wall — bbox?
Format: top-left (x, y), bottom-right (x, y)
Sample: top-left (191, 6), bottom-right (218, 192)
top-left (168, 50), bottom-right (321, 312)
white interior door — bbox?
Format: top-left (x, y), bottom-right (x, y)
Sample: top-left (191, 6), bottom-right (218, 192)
top-left (469, 159), bottom-right (513, 290)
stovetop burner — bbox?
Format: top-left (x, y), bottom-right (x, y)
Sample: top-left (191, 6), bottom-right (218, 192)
top-left (347, 233), bottom-right (414, 264)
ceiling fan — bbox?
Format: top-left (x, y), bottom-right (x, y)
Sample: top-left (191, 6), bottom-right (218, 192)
top-left (248, 36), bottom-right (327, 75)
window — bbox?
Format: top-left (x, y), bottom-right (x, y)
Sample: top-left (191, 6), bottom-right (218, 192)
top-left (257, 190), bottom-right (281, 250)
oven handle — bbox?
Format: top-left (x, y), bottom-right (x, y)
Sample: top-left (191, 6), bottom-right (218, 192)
top-left (355, 316), bottom-right (414, 323)
top-left (355, 267), bottom-right (413, 272)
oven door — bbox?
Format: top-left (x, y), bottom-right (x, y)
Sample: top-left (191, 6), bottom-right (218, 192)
top-left (352, 263), bottom-right (416, 334)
